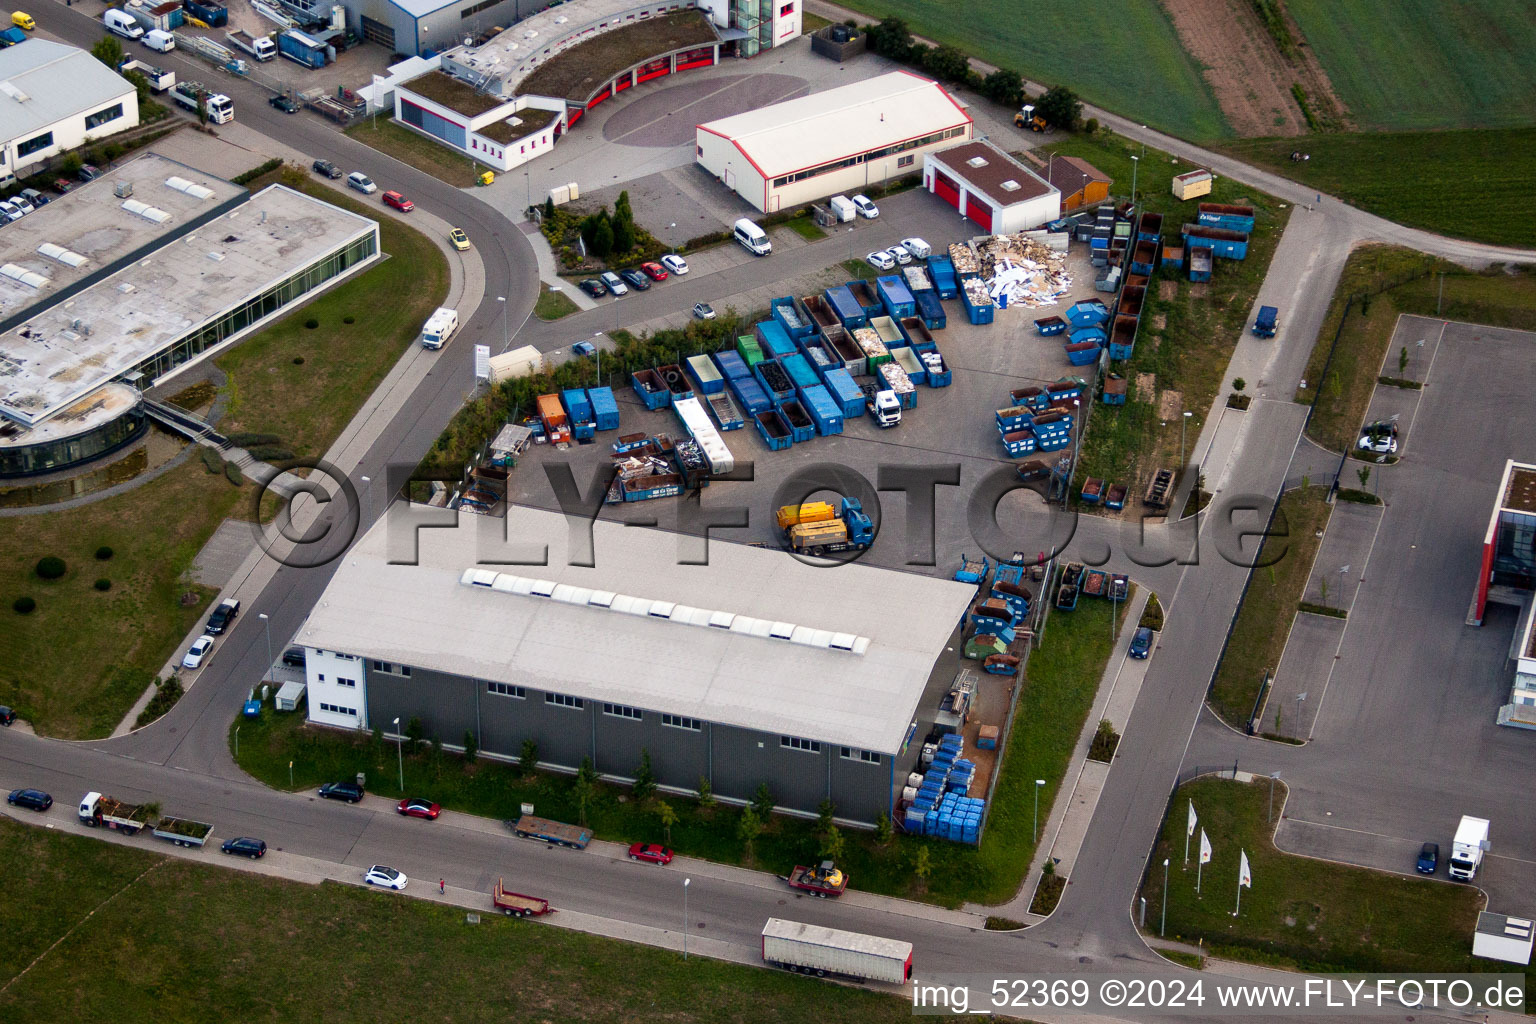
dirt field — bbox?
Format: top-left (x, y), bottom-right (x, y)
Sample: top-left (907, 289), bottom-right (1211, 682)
top-left (1160, 0), bottom-right (1348, 136)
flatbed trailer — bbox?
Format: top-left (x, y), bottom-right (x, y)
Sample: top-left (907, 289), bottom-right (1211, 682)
top-left (785, 861), bottom-right (848, 898)
top-left (492, 878), bottom-right (555, 917)
top-left (153, 817), bottom-right (214, 848)
top-left (506, 814), bottom-right (592, 849)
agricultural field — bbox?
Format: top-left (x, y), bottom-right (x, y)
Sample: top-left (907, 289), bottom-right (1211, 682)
top-left (837, 0), bottom-right (1230, 141)
top-left (1221, 128), bottom-right (1536, 248)
top-left (1285, 0), bottom-right (1536, 131)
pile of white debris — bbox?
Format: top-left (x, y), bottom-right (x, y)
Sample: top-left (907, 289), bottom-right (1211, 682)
top-left (979, 233), bottom-right (1073, 309)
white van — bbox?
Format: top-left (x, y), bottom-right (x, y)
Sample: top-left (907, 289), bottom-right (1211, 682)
top-left (828, 195), bottom-right (856, 223)
top-left (103, 9), bottom-right (143, 39)
top-left (733, 218), bottom-right (771, 256)
top-left (143, 28), bottom-right (175, 52)
top-left (420, 307), bottom-right (457, 349)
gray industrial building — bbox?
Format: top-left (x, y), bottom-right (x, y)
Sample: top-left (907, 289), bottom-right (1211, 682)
top-left (336, 0), bottom-right (543, 57)
top-left (298, 506), bottom-right (975, 824)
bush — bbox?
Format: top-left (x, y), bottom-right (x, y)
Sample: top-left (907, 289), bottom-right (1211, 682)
top-left (224, 463), bottom-right (243, 486)
top-left (246, 445), bottom-right (295, 462)
top-left (135, 677), bottom-right (184, 729)
top-left (1088, 719), bottom-right (1120, 762)
top-left (226, 433), bottom-right (281, 447)
top-left (35, 556), bottom-right (66, 580)
top-left (343, 316), bottom-right (355, 325)
top-left (304, 318), bottom-right (319, 329)
top-left (94, 578), bottom-right (112, 591)
top-left (95, 546), bottom-right (114, 560)
top-left (13, 596), bottom-right (36, 614)
top-left (1139, 593), bottom-right (1164, 632)
top-left (200, 447), bottom-right (224, 474)
top-left (231, 158), bottom-right (282, 186)
top-left (292, 356), bottom-right (305, 365)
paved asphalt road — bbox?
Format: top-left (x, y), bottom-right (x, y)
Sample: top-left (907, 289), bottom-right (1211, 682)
top-left (10, 8), bottom-right (1536, 1020)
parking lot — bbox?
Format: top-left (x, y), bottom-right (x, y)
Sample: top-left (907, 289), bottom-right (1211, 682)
top-left (1271, 314), bottom-right (1536, 910)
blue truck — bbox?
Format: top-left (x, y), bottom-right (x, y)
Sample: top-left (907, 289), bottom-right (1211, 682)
top-left (779, 497), bottom-right (872, 556)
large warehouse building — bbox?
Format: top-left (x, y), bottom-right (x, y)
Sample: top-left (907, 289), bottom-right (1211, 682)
top-left (695, 70), bottom-right (972, 213)
top-left (0, 40), bottom-right (138, 185)
top-left (924, 140), bottom-right (1060, 234)
top-left (297, 506), bottom-right (976, 824)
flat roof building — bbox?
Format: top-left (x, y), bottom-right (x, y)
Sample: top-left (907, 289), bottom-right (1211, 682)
top-left (297, 505), bottom-right (976, 823)
top-left (924, 140), bottom-right (1061, 234)
top-left (695, 70), bottom-right (972, 214)
top-left (0, 40), bottom-right (139, 184)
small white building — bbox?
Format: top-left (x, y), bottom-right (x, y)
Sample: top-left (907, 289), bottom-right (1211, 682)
top-left (695, 70), bottom-right (972, 214)
top-left (923, 139), bottom-right (1061, 234)
top-left (392, 70), bottom-right (563, 173)
top-left (0, 40), bottom-right (139, 185)
top-left (1473, 912), bottom-right (1533, 965)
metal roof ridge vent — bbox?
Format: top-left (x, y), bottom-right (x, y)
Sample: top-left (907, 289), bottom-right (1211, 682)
top-left (454, 568), bottom-right (867, 654)
top-left (0, 263), bottom-right (49, 288)
top-left (37, 243), bottom-right (87, 267)
top-left (165, 176), bottom-right (215, 200)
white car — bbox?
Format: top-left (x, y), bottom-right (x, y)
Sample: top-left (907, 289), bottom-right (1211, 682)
top-left (181, 635), bottom-right (215, 670)
top-left (0, 200), bottom-right (22, 223)
top-left (11, 196), bottom-right (33, 216)
top-left (600, 271), bottom-right (628, 296)
top-left (692, 302), bottom-right (716, 320)
top-left (866, 250), bottom-right (895, 271)
top-left (1357, 433), bottom-right (1398, 455)
top-left (851, 194), bottom-right (879, 219)
top-left (660, 254), bottom-right (689, 276)
top-left (900, 237), bottom-right (931, 259)
top-left (364, 865), bottom-right (408, 890)
top-left (886, 246), bottom-right (912, 266)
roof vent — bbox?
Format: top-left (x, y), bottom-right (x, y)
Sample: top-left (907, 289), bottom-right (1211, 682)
top-left (0, 263), bottom-right (48, 288)
top-left (1000, 179), bottom-right (1021, 192)
top-left (121, 199), bottom-right (171, 224)
top-left (207, 252), bottom-right (226, 262)
top-left (116, 282), bottom-right (136, 294)
top-left (165, 176), bottom-right (215, 200)
top-left (37, 243), bottom-right (87, 268)
top-left (966, 156), bottom-right (988, 168)
top-left (0, 81), bottom-right (29, 103)
top-left (113, 181), bottom-right (134, 199)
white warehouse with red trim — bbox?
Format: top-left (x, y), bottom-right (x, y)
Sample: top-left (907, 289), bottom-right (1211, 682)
top-left (694, 71), bottom-right (972, 213)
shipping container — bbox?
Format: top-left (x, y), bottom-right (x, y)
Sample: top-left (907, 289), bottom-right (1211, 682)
top-left (1034, 315), bottom-right (1067, 337)
top-left (770, 296), bottom-right (813, 340)
top-left (1181, 224), bottom-right (1249, 260)
top-left (561, 388), bottom-right (595, 440)
top-left (727, 374), bottom-right (771, 416)
top-left (1197, 202), bottom-right (1256, 233)
top-left (754, 359), bottom-right (796, 405)
top-left (847, 279), bottom-right (883, 318)
top-left (960, 278), bottom-right (994, 325)
top-left (821, 368), bottom-right (865, 417)
top-left (824, 331), bottom-right (863, 376)
top-left (756, 319), bottom-right (797, 359)
top-left (761, 919), bottom-right (912, 984)
top-left (1136, 210), bottom-right (1163, 243)
top-left (780, 353), bottom-right (818, 390)
top-left (903, 265), bottom-right (933, 293)
top-left (798, 384), bottom-right (844, 436)
top-left (891, 345), bottom-right (925, 386)
top-left (898, 316), bottom-right (935, 349)
top-left (824, 285), bottom-right (867, 330)
top-left (913, 345), bottom-right (950, 387)
top-left (1130, 239), bottom-right (1158, 276)
top-left (631, 368), bottom-right (670, 409)
top-left (685, 353), bottom-right (724, 394)
top-left (1188, 246), bottom-right (1213, 282)
top-left (799, 340), bottom-right (835, 377)
top-left (1065, 341), bottom-right (1100, 366)
top-left (913, 289), bottom-right (946, 330)
top-left (537, 393), bottom-right (570, 443)
top-left (713, 349), bottom-right (750, 380)
top-left (706, 391), bottom-right (744, 430)
top-left (877, 362), bottom-right (917, 409)
top-left (672, 396), bottom-right (734, 474)
top-left (587, 386), bottom-right (620, 430)
top-left (876, 275), bottom-right (916, 320)
top-left (736, 335), bottom-right (765, 367)
top-left (1066, 300), bottom-right (1110, 327)
top-left (801, 293), bottom-right (842, 334)
top-left (657, 364), bottom-right (693, 402)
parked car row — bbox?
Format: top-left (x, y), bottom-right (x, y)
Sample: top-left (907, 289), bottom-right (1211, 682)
top-left (579, 255), bottom-right (688, 299)
top-left (866, 237), bottom-right (930, 271)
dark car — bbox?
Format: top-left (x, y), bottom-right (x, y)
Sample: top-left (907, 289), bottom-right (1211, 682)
top-left (618, 267), bottom-right (650, 291)
top-left (205, 598), bottom-right (239, 635)
top-left (221, 836), bottom-right (267, 858)
top-left (312, 159), bottom-right (343, 180)
top-left (269, 94), bottom-right (300, 113)
top-left (0, 705), bottom-right (15, 725)
top-left (318, 781), bottom-right (364, 803)
top-left (396, 797), bottom-right (441, 820)
top-left (282, 646), bottom-right (306, 668)
top-left (7, 788), bottom-right (51, 812)
top-left (578, 278), bottom-right (607, 298)
top-left (1128, 626), bottom-right (1153, 660)
top-left (1416, 841), bottom-right (1439, 875)
top-left (78, 164), bottom-right (101, 182)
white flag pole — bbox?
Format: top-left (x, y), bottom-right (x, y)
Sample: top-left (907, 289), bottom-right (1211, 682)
top-left (1185, 800), bottom-right (1196, 867)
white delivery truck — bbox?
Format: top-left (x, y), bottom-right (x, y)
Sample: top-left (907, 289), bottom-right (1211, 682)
top-left (828, 195), bottom-right (856, 223)
top-left (868, 389), bottom-right (901, 428)
top-left (1448, 815), bottom-right (1490, 881)
top-left (761, 918), bottom-right (912, 983)
top-left (420, 307), bottom-right (458, 350)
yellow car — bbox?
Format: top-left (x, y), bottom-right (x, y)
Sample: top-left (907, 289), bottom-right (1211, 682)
top-left (449, 228), bottom-right (470, 251)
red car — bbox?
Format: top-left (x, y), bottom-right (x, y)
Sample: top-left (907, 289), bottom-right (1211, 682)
top-left (640, 261), bottom-right (668, 282)
top-left (396, 797), bottom-right (440, 819)
top-left (382, 191), bottom-right (414, 212)
top-left (627, 842), bottom-right (673, 865)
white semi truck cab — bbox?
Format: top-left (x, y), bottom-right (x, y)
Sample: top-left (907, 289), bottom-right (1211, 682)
top-left (1448, 815), bottom-right (1490, 880)
top-left (869, 389), bottom-right (901, 428)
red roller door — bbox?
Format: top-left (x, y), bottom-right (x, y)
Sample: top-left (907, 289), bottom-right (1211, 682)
top-left (965, 194), bottom-right (993, 232)
top-left (932, 172), bottom-right (961, 210)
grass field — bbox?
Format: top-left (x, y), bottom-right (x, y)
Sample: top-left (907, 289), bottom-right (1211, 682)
top-left (535, 282), bottom-right (580, 320)
top-left (1220, 128), bottom-right (1536, 248)
top-left (0, 462), bottom-right (242, 738)
top-left (1142, 777), bottom-right (1488, 975)
top-left (216, 167), bottom-right (449, 459)
top-left (345, 117), bottom-right (488, 188)
top-left (1041, 133), bottom-right (1288, 505)
top-left (0, 818), bottom-right (912, 1023)
top-left (836, 0), bottom-right (1228, 141)
top-left (1285, 0), bottom-right (1536, 131)
top-left (1207, 487), bottom-right (1330, 731)
top-left (235, 598), bottom-right (1125, 908)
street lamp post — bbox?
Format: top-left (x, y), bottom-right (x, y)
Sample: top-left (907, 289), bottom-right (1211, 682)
top-left (1180, 410), bottom-right (1192, 474)
top-left (496, 296), bottom-right (508, 352)
top-left (594, 331), bottom-right (603, 383)
top-left (393, 716), bottom-right (403, 792)
top-left (1130, 155), bottom-right (1139, 209)
top-left (667, 223), bottom-right (677, 256)
top-left (258, 612), bottom-right (273, 685)
top-left (1033, 778), bottom-right (1045, 841)
top-left (1161, 858), bottom-right (1169, 936)
top-left (524, 171), bottom-right (530, 216)
top-left (682, 877), bottom-right (691, 960)
top-left (360, 475), bottom-right (371, 522)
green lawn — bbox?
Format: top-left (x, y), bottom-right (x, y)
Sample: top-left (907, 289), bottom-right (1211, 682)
top-left (0, 818), bottom-right (911, 1024)
top-left (1220, 128), bottom-right (1536, 248)
top-left (1043, 133), bottom-right (1289, 506)
top-left (0, 462), bottom-right (242, 738)
top-left (216, 166), bottom-right (450, 459)
top-left (785, 214), bottom-right (828, 242)
top-left (234, 597), bottom-right (1125, 908)
top-left (535, 282), bottom-right (580, 321)
top-left (1284, 1), bottom-right (1536, 131)
top-left (1207, 487), bottom-right (1330, 731)
top-left (836, 1), bottom-right (1228, 141)
top-left (345, 117), bottom-right (488, 188)
top-left (1142, 777), bottom-right (1487, 975)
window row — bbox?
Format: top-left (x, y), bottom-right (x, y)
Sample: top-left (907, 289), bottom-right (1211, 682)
top-left (840, 746), bottom-right (879, 764)
top-left (488, 682), bottom-right (525, 698)
top-left (546, 692), bottom-right (583, 709)
top-left (781, 736), bottom-right (820, 753)
top-left (604, 703), bottom-right (642, 720)
top-left (371, 661), bottom-right (411, 676)
top-left (318, 702), bottom-right (356, 716)
top-left (770, 126), bottom-right (968, 187)
top-left (662, 714), bottom-right (701, 731)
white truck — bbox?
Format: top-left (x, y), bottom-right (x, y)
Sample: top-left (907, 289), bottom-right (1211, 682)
top-left (828, 195), bottom-right (856, 223)
top-left (79, 792), bottom-right (154, 835)
top-left (420, 307), bottom-right (458, 350)
top-left (1449, 815), bottom-right (1490, 881)
top-left (118, 58), bottom-right (175, 92)
top-left (761, 918), bottom-right (912, 984)
top-left (171, 80), bottom-right (235, 124)
top-left (225, 30), bottom-right (276, 61)
top-left (868, 389), bottom-right (901, 429)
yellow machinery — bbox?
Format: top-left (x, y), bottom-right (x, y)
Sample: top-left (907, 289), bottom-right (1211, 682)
top-left (775, 501), bottom-right (835, 532)
top-left (1014, 104), bottom-right (1048, 133)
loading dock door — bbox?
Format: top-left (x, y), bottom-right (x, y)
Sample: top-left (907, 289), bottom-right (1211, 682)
top-left (932, 172), bottom-right (961, 210)
top-left (965, 194), bottom-right (993, 232)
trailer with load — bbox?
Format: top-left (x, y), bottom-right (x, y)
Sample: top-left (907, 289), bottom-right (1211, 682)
top-left (1252, 305), bottom-right (1278, 338)
top-left (78, 792), bottom-right (153, 834)
top-left (278, 28), bottom-right (333, 69)
top-left (778, 497), bottom-right (871, 556)
top-left (226, 29), bottom-right (275, 60)
top-left (153, 815), bottom-right (215, 847)
top-left (761, 918), bottom-right (912, 984)
top-left (492, 878), bottom-right (555, 917)
top-left (507, 814), bottom-right (592, 849)
top-left (171, 81), bottom-right (234, 123)
top-left (118, 58), bottom-right (175, 91)
top-left (784, 860), bottom-right (848, 898)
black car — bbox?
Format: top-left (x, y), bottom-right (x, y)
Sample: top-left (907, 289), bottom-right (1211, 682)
top-left (312, 159), bottom-right (343, 180)
top-left (7, 788), bottom-right (51, 811)
top-left (221, 836), bottom-right (267, 858)
top-left (0, 705), bottom-right (15, 726)
top-left (282, 646), bottom-right (306, 668)
top-left (318, 781), bottom-right (364, 803)
top-left (205, 598), bottom-right (239, 635)
top-left (1416, 841), bottom-right (1439, 875)
top-left (269, 94), bottom-right (301, 114)
top-left (578, 278), bottom-right (607, 298)
top-left (618, 268), bottom-right (651, 291)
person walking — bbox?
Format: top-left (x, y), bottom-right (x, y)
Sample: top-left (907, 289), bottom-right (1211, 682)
top-left (439, 878), bottom-right (446, 894)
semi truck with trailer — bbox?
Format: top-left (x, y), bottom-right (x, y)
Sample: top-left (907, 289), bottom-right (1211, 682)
top-left (78, 792), bottom-right (153, 834)
top-left (1449, 815), bottom-right (1490, 881)
top-left (761, 918), bottom-right (913, 983)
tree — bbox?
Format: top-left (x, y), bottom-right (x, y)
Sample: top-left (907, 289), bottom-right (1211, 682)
top-left (1232, 377), bottom-right (1247, 393)
top-left (737, 806), bottom-right (763, 860)
top-left (981, 69), bottom-right (1025, 109)
top-left (874, 811), bottom-right (893, 846)
top-left (196, 91), bottom-right (208, 126)
top-left (818, 824), bottom-right (846, 863)
top-left (405, 716), bottom-right (425, 749)
top-left (632, 748), bottom-right (657, 803)
top-left (122, 68), bottom-right (151, 108)
top-left (542, 196), bottom-right (555, 220)
top-left (1357, 466), bottom-right (1370, 489)
top-left (90, 36), bottom-right (123, 71)
top-left (519, 738), bottom-right (539, 775)
top-left (696, 775), bottom-right (714, 807)
top-left (752, 782), bottom-right (775, 820)
top-left (1399, 345), bottom-right (1409, 375)
top-left (371, 726), bottom-right (383, 752)
top-left (613, 190), bottom-right (633, 227)
top-left (816, 799), bottom-right (836, 837)
top-left (430, 735), bottom-right (443, 762)
top-left (656, 800), bottom-right (678, 844)
top-left (590, 218), bottom-right (615, 258)
top-left (923, 45), bottom-right (971, 84)
top-left (612, 216), bottom-right (635, 255)
top-left (1035, 85), bottom-right (1082, 132)
top-left (574, 756), bottom-right (598, 825)
top-left (866, 17), bottom-right (912, 60)
top-left (912, 845), bottom-right (932, 888)
top-left (462, 729), bottom-right (478, 764)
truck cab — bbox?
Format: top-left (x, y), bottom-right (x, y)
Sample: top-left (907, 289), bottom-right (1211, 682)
top-left (869, 389), bottom-right (901, 428)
